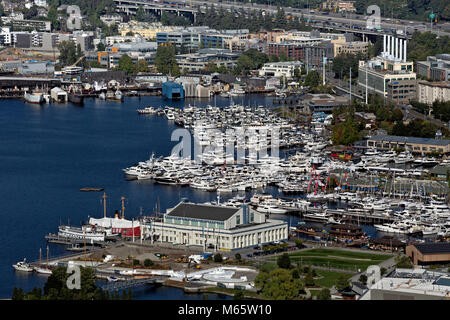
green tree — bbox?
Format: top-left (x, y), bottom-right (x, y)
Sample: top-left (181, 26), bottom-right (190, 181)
top-left (135, 59), bottom-right (149, 73)
top-left (58, 41), bottom-right (77, 66)
top-left (12, 287), bottom-right (24, 300)
top-left (335, 274), bottom-right (350, 291)
top-left (304, 271), bottom-right (315, 287)
top-left (395, 255), bottom-right (413, 268)
top-left (304, 70), bottom-right (321, 88)
top-left (317, 288), bottom-right (331, 300)
top-left (277, 253), bottom-right (291, 269)
top-left (358, 274), bottom-right (368, 285)
top-left (234, 253), bottom-right (241, 261)
top-left (97, 42), bottom-right (106, 52)
top-left (144, 259), bottom-right (154, 267)
top-left (155, 44), bottom-right (178, 75)
top-left (118, 54), bottom-right (135, 74)
top-left (255, 268), bottom-right (303, 300)
top-left (295, 239), bottom-right (304, 248)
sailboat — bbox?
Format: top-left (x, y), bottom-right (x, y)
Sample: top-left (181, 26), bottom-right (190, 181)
top-left (34, 247), bottom-right (52, 275)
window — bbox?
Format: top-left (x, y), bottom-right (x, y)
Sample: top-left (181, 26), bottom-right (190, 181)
top-left (250, 212), bottom-right (254, 223)
top-left (236, 215), bottom-right (240, 225)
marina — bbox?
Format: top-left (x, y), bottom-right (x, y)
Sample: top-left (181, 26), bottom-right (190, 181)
top-left (2, 93), bottom-right (450, 299)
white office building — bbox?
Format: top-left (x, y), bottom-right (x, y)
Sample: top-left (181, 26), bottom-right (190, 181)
top-left (259, 61), bottom-right (303, 79)
top-left (142, 202), bottom-right (288, 251)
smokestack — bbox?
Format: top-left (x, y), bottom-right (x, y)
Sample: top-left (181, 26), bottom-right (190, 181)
top-left (399, 40), bottom-right (403, 61)
top-left (403, 40), bottom-right (407, 62)
top-left (387, 36), bottom-right (391, 57)
top-left (395, 37), bottom-right (399, 60)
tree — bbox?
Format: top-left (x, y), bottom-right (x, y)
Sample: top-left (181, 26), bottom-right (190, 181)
top-left (97, 42), bottom-right (106, 52)
top-left (277, 253), bottom-right (291, 269)
top-left (213, 253), bottom-right (223, 263)
top-left (335, 274), bottom-right (350, 291)
top-left (395, 255), bottom-right (413, 268)
top-left (295, 239), bottom-right (304, 248)
top-left (391, 108), bottom-right (404, 122)
top-left (234, 253), bottom-right (241, 261)
top-left (317, 288), bottom-right (331, 300)
top-left (255, 268), bottom-right (303, 300)
top-left (132, 259), bottom-right (140, 266)
top-left (135, 59), bottom-right (149, 73)
top-left (155, 44), bottom-right (178, 75)
top-left (58, 41), bottom-right (77, 66)
top-left (304, 71), bottom-right (321, 88)
top-left (358, 274), bottom-right (368, 285)
top-left (304, 271), bottom-right (315, 287)
top-left (11, 287), bottom-right (24, 300)
top-left (118, 54), bottom-right (135, 74)
top-left (144, 259), bottom-right (154, 267)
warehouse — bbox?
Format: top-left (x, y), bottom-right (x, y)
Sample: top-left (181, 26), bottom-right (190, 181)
top-left (142, 202), bottom-right (288, 251)
top-left (162, 81), bottom-right (184, 99)
top-left (365, 135), bottom-right (450, 154)
top-left (406, 242), bottom-right (450, 265)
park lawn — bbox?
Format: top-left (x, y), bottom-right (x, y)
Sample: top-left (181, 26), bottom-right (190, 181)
top-left (267, 249), bottom-right (392, 271)
top-left (314, 270), bottom-right (353, 289)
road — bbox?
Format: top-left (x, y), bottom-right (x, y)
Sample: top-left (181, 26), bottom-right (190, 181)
top-left (114, 0), bottom-right (450, 38)
top-left (187, 0), bottom-right (450, 37)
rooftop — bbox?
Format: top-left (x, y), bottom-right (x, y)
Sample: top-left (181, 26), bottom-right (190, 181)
top-left (368, 135), bottom-right (450, 147)
top-left (412, 242), bottom-right (450, 255)
top-left (166, 203), bottom-right (240, 221)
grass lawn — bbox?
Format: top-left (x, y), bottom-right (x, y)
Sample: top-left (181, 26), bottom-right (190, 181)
top-left (314, 270), bottom-right (354, 289)
top-left (268, 248), bottom-right (392, 272)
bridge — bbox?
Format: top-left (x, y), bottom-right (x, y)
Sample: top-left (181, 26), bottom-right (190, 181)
top-left (114, 0), bottom-right (196, 19)
top-left (113, 0), bottom-right (450, 39)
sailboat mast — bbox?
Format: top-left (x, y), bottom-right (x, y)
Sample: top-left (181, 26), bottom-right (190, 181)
top-left (121, 196), bottom-right (125, 219)
top-left (102, 192), bottom-right (107, 218)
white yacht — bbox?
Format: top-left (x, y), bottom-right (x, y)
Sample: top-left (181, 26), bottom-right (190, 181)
top-left (12, 259), bottom-right (33, 272)
top-left (256, 204), bottom-right (287, 214)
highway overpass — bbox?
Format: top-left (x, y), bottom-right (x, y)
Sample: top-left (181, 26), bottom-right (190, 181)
top-left (114, 0), bottom-right (450, 39)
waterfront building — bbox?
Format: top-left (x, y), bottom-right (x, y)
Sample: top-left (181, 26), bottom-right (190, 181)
top-left (416, 54), bottom-right (450, 82)
top-left (406, 243), bottom-right (450, 265)
top-left (358, 35), bottom-right (416, 103)
top-left (417, 81), bottom-right (450, 105)
top-left (258, 61), bottom-right (303, 79)
top-left (0, 60), bottom-right (54, 75)
top-left (162, 81), bottom-right (184, 99)
top-left (364, 135), bottom-right (450, 154)
top-left (142, 202), bottom-right (288, 251)
top-left (105, 35), bottom-right (144, 46)
top-left (302, 93), bottom-right (350, 113)
top-left (360, 268), bottom-right (450, 300)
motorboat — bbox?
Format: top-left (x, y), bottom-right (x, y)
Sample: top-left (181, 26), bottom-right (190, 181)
top-left (12, 259), bottom-right (33, 272)
top-left (256, 205), bottom-right (287, 214)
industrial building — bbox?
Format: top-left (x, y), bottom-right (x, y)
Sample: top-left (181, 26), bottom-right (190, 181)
top-left (142, 202), bottom-right (288, 251)
top-left (358, 35), bottom-right (416, 103)
top-left (162, 81), bottom-right (184, 99)
top-left (406, 243), bottom-right (450, 265)
top-left (365, 135), bottom-right (450, 154)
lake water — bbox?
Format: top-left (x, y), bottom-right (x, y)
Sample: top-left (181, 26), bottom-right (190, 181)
top-left (0, 94), bottom-right (279, 299)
